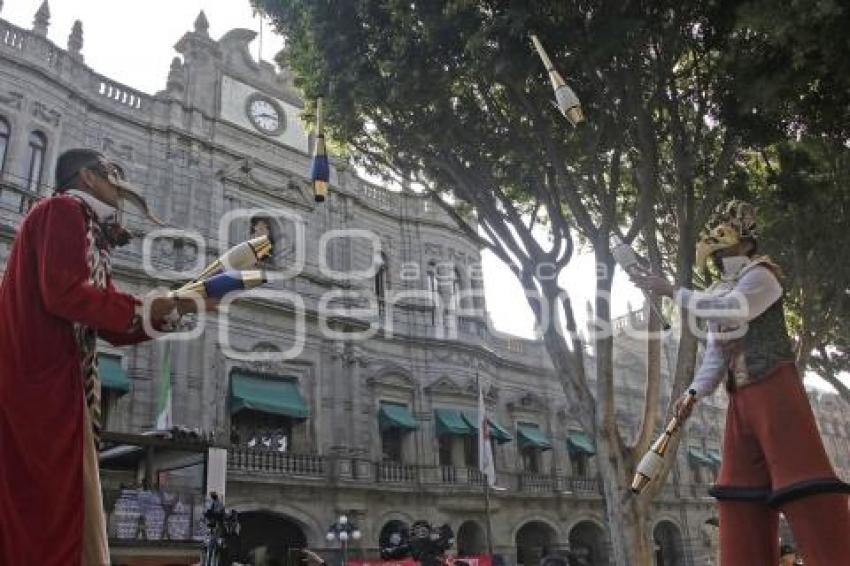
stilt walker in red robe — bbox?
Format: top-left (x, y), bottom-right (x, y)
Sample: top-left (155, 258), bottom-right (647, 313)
top-left (633, 200), bottom-right (850, 566)
top-left (0, 149), bottom-right (204, 565)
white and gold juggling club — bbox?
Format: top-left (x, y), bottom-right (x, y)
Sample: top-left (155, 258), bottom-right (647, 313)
top-left (530, 34), bottom-right (585, 127)
top-left (170, 270), bottom-right (266, 300)
top-left (631, 389), bottom-right (697, 494)
top-left (309, 97), bottom-right (330, 202)
top-left (176, 235), bottom-right (272, 292)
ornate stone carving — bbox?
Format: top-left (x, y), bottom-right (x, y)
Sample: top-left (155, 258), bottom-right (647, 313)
top-left (424, 375), bottom-right (464, 395)
top-left (0, 91), bottom-right (23, 110)
top-left (423, 242), bottom-right (443, 258)
top-left (194, 11), bottom-right (210, 36)
top-left (67, 20), bottom-right (83, 60)
top-left (447, 248), bottom-right (468, 264)
top-left (507, 391), bottom-right (547, 413)
top-left (166, 57), bottom-right (185, 94)
top-left (32, 0), bottom-right (49, 37)
top-left (366, 364), bottom-right (415, 391)
top-left (31, 101), bottom-right (60, 126)
top-left (101, 136), bottom-right (132, 161)
top-left (331, 342), bottom-right (365, 367)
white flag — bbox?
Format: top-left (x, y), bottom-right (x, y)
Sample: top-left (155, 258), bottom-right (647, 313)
top-left (478, 383), bottom-right (495, 486)
top-left (155, 341), bottom-right (172, 431)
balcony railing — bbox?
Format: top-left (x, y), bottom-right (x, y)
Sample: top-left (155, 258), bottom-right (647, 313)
top-left (225, 449), bottom-right (681, 499)
top-left (376, 461), bottom-right (418, 484)
top-left (565, 476), bottom-right (601, 495)
top-left (228, 447), bottom-right (326, 478)
top-left (519, 472), bottom-right (555, 493)
top-left (438, 466), bottom-right (486, 486)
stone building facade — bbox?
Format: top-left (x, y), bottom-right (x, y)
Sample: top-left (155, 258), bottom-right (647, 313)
top-left (1, 4), bottom-right (846, 565)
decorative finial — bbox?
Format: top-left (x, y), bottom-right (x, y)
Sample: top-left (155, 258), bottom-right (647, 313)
top-left (166, 57), bottom-right (185, 94)
top-left (194, 10), bottom-right (209, 35)
top-left (68, 20), bottom-right (83, 60)
top-left (33, 0), bottom-right (50, 37)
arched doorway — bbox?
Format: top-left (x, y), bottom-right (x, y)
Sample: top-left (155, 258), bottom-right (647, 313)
top-left (515, 521), bottom-right (557, 566)
top-left (568, 521), bottom-right (609, 566)
top-left (239, 511), bottom-right (308, 566)
top-left (457, 520), bottom-right (486, 556)
top-left (654, 521), bottom-right (685, 566)
top-left (379, 519), bottom-right (410, 549)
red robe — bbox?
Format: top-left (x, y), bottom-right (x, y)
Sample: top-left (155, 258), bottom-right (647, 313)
top-left (0, 195), bottom-right (152, 565)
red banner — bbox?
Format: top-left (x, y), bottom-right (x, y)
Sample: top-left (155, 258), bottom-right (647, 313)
top-left (447, 556), bottom-right (492, 566)
top-left (348, 560), bottom-right (417, 566)
top-left (349, 556), bottom-right (491, 566)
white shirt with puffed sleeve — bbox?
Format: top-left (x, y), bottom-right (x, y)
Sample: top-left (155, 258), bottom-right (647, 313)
top-left (675, 257), bottom-right (783, 398)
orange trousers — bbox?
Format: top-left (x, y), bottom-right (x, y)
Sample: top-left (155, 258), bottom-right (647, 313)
top-left (709, 363), bottom-right (850, 565)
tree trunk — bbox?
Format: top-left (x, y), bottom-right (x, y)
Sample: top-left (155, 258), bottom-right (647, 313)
top-left (597, 441), bottom-right (654, 566)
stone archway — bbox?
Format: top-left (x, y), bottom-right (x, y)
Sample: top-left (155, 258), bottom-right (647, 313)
top-left (457, 520), bottom-right (486, 556)
top-left (568, 521), bottom-right (609, 566)
top-left (515, 520), bottom-right (558, 566)
top-left (239, 511), bottom-right (308, 566)
top-left (654, 520), bottom-right (685, 566)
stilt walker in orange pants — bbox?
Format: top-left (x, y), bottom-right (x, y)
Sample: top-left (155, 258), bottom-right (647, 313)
top-left (633, 200), bottom-right (850, 566)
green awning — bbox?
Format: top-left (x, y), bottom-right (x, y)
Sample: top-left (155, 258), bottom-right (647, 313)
top-left (230, 373), bottom-right (308, 419)
top-left (706, 448), bottom-right (722, 466)
top-left (517, 424), bottom-right (552, 451)
top-left (688, 447), bottom-right (714, 467)
top-left (487, 419), bottom-right (513, 444)
top-left (99, 354), bottom-right (130, 395)
top-left (459, 412), bottom-right (513, 443)
top-left (379, 402), bottom-right (419, 432)
top-left (567, 431), bottom-right (596, 456)
top-left (435, 408), bottom-right (474, 436)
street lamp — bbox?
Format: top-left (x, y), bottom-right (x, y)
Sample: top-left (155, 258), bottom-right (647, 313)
top-left (327, 514), bottom-right (361, 566)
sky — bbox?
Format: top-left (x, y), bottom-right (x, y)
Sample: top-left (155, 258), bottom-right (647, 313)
top-left (4, 1), bottom-right (842, 391)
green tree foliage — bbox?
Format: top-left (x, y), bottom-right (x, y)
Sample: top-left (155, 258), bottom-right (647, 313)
top-left (256, 0), bottom-right (849, 561)
top-left (731, 139), bottom-right (850, 400)
top-left (721, 0), bottom-right (850, 142)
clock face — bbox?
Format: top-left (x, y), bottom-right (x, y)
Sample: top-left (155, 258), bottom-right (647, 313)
top-left (247, 95), bottom-right (285, 135)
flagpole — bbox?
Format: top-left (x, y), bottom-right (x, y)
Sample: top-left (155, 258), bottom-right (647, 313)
top-left (484, 477), bottom-right (493, 557)
top-left (477, 369), bottom-right (494, 558)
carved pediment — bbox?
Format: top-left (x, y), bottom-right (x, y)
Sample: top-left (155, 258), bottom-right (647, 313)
top-left (507, 391), bottom-right (547, 413)
top-left (367, 364), bottom-right (415, 391)
top-left (462, 380), bottom-right (499, 402)
top-left (425, 375), bottom-right (464, 395)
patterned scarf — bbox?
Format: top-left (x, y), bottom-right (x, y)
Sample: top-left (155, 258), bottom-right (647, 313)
top-left (70, 197), bottom-right (113, 446)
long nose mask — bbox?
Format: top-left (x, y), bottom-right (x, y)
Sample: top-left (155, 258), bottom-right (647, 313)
top-left (97, 170), bottom-right (165, 248)
top-left (107, 173), bottom-right (165, 228)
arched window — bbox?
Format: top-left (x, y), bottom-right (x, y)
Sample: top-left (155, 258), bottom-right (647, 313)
top-left (26, 131), bottom-right (46, 193)
top-left (426, 262), bottom-right (437, 325)
top-left (375, 252), bottom-right (388, 317)
top-left (0, 118), bottom-right (9, 173)
top-left (450, 267), bottom-right (463, 312)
